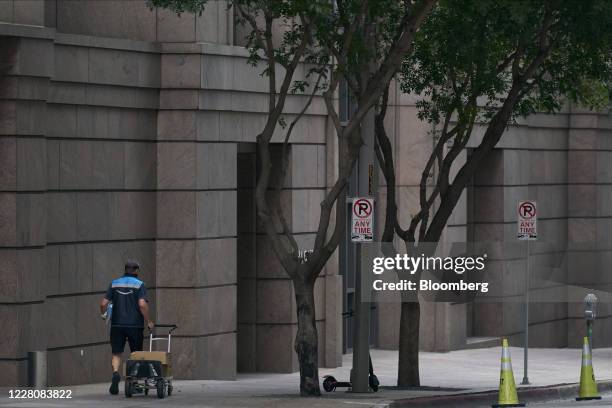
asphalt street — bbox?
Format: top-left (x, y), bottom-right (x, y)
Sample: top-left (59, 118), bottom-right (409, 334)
top-left (532, 392), bottom-right (612, 407)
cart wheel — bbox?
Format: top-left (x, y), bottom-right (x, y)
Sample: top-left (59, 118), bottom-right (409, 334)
top-left (125, 380), bottom-right (133, 398)
top-left (167, 382), bottom-right (173, 396)
top-left (323, 376), bottom-right (337, 392)
top-left (156, 379), bottom-right (166, 399)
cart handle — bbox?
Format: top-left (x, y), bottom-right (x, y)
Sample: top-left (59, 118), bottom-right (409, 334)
top-left (148, 324), bottom-right (177, 353)
top-left (153, 324), bottom-right (177, 333)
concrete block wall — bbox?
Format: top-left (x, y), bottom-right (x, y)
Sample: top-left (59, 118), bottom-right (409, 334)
top-left (156, 44), bottom-right (239, 380)
top-left (0, 0), bottom-right (46, 27)
top-left (375, 80), bottom-right (612, 351)
top-left (470, 106), bottom-right (612, 348)
top-left (37, 0), bottom-right (232, 45)
top-left (0, 29), bottom-right (162, 386)
top-left (236, 146), bottom-right (257, 372)
top-left (0, 3), bottom-right (340, 386)
top-left (157, 41), bottom-right (332, 375)
top-left (566, 105), bottom-right (612, 348)
top-left (471, 111), bottom-right (572, 348)
top-left (48, 33), bottom-right (159, 385)
top-left (0, 33), bottom-right (53, 386)
top-left (236, 143), bottom-right (332, 373)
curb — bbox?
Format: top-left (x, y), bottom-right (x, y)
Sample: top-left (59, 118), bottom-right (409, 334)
top-left (390, 380), bottom-right (612, 407)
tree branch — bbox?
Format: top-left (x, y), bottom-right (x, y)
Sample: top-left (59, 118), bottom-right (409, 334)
top-left (264, 10), bottom-right (277, 112)
top-left (342, 0), bottom-right (436, 142)
top-left (375, 84), bottom-right (398, 244)
top-left (272, 73), bottom-right (326, 255)
top-left (253, 15), bottom-right (314, 277)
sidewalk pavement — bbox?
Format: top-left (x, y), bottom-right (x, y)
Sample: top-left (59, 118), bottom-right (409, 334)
top-left (1, 347), bottom-right (611, 407)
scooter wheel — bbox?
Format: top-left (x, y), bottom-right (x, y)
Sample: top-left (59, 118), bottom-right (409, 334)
top-left (369, 374), bottom-right (380, 392)
top-left (323, 376), bottom-right (337, 392)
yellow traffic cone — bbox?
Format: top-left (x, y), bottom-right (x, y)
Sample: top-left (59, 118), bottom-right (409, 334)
top-left (576, 336), bottom-right (601, 401)
top-left (492, 338), bottom-right (525, 407)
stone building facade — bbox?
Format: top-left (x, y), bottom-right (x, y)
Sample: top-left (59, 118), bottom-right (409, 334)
top-left (375, 92), bottom-right (612, 352)
top-left (1, 0), bottom-right (610, 387)
top-left (0, 0), bottom-right (341, 386)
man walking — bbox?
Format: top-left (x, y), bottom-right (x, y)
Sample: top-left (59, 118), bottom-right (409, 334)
top-left (100, 260), bottom-right (154, 395)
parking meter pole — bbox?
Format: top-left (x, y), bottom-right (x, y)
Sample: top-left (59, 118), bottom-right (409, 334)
top-left (584, 294), bottom-right (598, 354)
top-left (351, 105), bottom-right (375, 393)
top-left (521, 239), bottom-right (530, 385)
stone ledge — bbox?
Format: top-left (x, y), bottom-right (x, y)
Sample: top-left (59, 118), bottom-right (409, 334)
top-left (161, 41), bottom-right (250, 57)
top-left (56, 32), bottom-right (161, 54)
top-left (0, 22), bottom-right (54, 39)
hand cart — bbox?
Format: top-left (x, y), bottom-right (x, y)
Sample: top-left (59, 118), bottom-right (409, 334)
top-left (124, 324), bottom-right (177, 399)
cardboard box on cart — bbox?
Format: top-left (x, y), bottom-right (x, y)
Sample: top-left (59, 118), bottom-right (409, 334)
top-left (127, 351), bottom-right (172, 377)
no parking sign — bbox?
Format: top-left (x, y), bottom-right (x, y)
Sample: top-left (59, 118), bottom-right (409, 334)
top-left (517, 201), bottom-right (537, 240)
top-left (351, 198), bottom-right (374, 242)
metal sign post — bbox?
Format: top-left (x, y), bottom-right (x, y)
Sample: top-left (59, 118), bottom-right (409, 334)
top-left (351, 23), bottom-right (377, 391)
top-left (522, 238), bottom-right (530, 385)
top-left (350, 104), bottom-right (376, 393)
top-left (517, 200), bottom-right (537, 385)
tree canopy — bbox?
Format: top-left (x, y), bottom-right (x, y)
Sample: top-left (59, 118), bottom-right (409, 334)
top-left (403, 0), bottom-right (611, 128)
top-left (389, 0), bottom-right (612, 246)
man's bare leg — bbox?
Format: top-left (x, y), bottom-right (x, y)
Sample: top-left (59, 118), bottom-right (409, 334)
top-left (112, 354), bottom-right (121, 373)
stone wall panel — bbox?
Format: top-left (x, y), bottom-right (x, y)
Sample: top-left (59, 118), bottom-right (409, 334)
top-left (0, 137), bottom-right (16, 190)
top-left (54, 45), bottom-right (88, 83)
top-left (0, 304), bottom-right (20, 359)
top-left (157, 142), bottom-right (196, 189)
top-left (197, 333), bottom-right (236, 380)
top-left (255, 324), bottom-right (298, 372)
top-left (196, 143), bottom-right (237, 189)
top-left (196, 237), bottom-right (236, 287)
top-left (156, 239), bottom-right (197, 287)
top-left (124, 142), bottom-right (156, 189)
top-left (157, 191), bottom-right (196, 239)
top-left (56, 0), bottom-right (157, 42)
top-left (76, 192), bottom-right (110, 241)
top-left (46, 192), bottom-right (77, 243)
top-left (196, 190), bottom-right (236, 238)
top-left (0, 193), bottom-right (16, 246)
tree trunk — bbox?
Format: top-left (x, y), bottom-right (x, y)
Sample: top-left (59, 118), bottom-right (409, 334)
top-left (397, 300), bottom-right (420, 387)
top-left (293, 280), bottom-right (321, 396)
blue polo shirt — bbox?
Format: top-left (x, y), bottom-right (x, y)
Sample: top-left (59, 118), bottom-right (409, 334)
top-left (104, 274), bottom-right (147, 328)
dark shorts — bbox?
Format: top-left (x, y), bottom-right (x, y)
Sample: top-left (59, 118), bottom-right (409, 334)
top-left (110, 326), bottom-right (144, 354)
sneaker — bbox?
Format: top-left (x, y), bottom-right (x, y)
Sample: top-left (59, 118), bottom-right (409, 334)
top-left (109, 372), bottom-right (120, 395)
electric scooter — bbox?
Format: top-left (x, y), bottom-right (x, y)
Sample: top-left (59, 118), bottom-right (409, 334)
top-left (323, 354), bottom-right (379, 392)
top-left (322, 309), bottom-right (379, 392)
